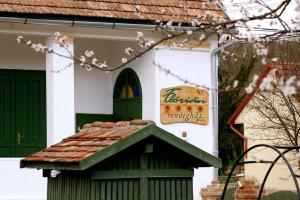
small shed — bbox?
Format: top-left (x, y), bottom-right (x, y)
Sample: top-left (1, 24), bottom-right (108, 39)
top-left (21, 120), bottom-right (221, 200)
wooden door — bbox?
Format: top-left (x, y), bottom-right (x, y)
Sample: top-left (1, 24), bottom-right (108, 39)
top-left (0, 70), bottom-right (46, 157)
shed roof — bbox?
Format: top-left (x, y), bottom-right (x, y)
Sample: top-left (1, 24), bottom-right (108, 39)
top-left (0, 0), bottom-right (228, 23)
top-left (21, 120), bottom-right (221, 170)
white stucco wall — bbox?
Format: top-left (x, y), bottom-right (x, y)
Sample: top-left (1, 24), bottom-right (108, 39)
top-left (0, 34), bottom-right (45, 70)
top-left (74, 38), bottom-right (114, 115)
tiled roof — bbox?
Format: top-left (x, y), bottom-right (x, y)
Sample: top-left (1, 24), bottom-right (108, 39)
top-left (0, 0), bottom-right (228, 23)
top-left (274, 62), bottom-right (300, 102)
top-left (22, 120), bottom-right (154, 164)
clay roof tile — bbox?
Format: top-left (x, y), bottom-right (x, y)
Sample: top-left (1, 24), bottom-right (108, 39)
top-left (22, 119), bottom-right (152, 165)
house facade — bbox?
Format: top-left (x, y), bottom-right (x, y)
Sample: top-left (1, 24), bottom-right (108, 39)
top-left (229, 62), bottom-right (300, 191)
top-left (0, 1), bottom-right (228, 199)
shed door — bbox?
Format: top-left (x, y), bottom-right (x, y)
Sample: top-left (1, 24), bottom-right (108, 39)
top-left (0, 70), bottom-right (46, 157)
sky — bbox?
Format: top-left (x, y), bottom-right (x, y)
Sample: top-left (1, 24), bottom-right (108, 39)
top-left (221, 0), bottom-right (299, 38)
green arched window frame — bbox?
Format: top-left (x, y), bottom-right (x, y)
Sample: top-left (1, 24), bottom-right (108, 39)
top-left (113, 68), bottom-right (142, 121)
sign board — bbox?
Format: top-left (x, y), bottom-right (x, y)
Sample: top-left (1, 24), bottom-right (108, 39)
top-left (160, 86), bottom-right (209, 125)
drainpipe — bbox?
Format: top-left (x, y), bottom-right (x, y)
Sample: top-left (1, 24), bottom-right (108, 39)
top-left (211, 36), bottom-right (236, 180)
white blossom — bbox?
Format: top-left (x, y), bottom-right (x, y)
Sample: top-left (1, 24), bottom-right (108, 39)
top-left (137, 32), bottom-right (144, 40)
top-left (125, 47), bottom-right (133, 56)
top-left (84, 50), bottom-right (94, 58)
top-left (279, 76), bottom-right (297, 95)
top-left (16, 36), bottom-right (23, 43)
top-left (85, 65), bottom-right (92, 71)
top-left (166, 20), bottom-right (173, 27)
top-left (121, 58), bottom-right (128, 63)
top-left (100, 61), bottom-right (108, 69)
top-left (245, 74), bottom-right (259, 94)
top-left (186, 30), bottom-right (193, 35)
top-left (199, 33), bottom-right (206, 41)
top-left (259, 77), bottom-right (272, 91)
top-left (92, 58), bottom-right (98, 65)
top-left (233, 80), bottom-right (239, 88)
top-left (145, 40), bottom-right (155, 48)
top-left (79, 56), bottom-right (86, 63)
top-left (54, 32), bottom-right (60, 37)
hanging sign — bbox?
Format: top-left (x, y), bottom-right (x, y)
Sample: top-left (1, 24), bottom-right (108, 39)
top-left (160, 86), bottom-right (209, 125)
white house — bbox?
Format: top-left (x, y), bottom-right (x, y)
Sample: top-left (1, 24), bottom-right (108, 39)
top-left (0, 1), bottom-right (228, 199)
top-left (229, 62), bottom-right (300, 191)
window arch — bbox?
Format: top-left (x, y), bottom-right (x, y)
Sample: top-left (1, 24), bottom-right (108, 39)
top-left (113, 68), bottom-right (142, 121)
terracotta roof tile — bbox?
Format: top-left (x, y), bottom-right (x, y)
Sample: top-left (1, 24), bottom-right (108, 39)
top-left (0, 0), bottom-right (228, 23)
top-left (22, 120), bottom-right (154, 165)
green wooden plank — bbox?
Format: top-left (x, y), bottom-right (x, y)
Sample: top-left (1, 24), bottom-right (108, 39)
top-left (160, 178), bottom-right (166, 200)
top-left (128, 179), bottom-right (134, 200)
top-left (154, 179), bottom-right (159, 200)
top-left (92, 169), bottom-right (193, 179)
top-left (171, 179), bottom-right (176, 200)
top-left (100, 180), bottom-right (105, 200)
top-left (181, 179), bottom-right (187, 200)
top-left (176, 179), bottom-right (182, 200)
top-left (112, 180), bottom-right (117, 200)
top-left (123, 179), bottom-right (128, 200)
top-left (133, 179), bottom-right (139, 200)
top-left (165, 179), bottom-right (171, 200)
top-left (106, 180), bottom-right (112, 200)
top-left (140, 177), bottom-right (148, 200)
top-left (149, 179), bottom-right (154, 200)
top-left (187, 179), bottom-right (193, 200)
top-left (117, 180), bottom-right (123, 200)
top-left (91, 181), bottom-right (96, 200)
top-left (140, 155), bottom-right (149, 170)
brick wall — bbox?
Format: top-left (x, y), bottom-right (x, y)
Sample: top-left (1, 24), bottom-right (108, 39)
top-left (201, 178), bottom-right (274, 200)
top-left (200, 180), bottom-right (227, 200)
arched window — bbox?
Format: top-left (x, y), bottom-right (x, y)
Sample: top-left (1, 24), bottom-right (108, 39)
top-left (113, 68), bottom-right (142, 121)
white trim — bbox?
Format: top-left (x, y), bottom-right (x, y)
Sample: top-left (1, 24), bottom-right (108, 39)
top-left (0, 196), bottom-right (45, 200)
top-left (0, 158), bottom-right (22, 161)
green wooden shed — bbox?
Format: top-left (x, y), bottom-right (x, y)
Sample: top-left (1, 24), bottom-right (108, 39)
top-left (21, 120), bottom-right (221, 200)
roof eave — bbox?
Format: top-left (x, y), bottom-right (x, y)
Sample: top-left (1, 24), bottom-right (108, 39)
top-left (20, 160), bottom-right (81, 171)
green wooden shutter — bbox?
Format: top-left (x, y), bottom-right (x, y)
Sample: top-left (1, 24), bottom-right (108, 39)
top-left (0, 72), bottom-right (16, 157)
top-left (0, 70), bottom-right (46, 157)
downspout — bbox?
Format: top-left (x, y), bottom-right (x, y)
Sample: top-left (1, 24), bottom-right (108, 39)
top-left (229, 123), bottom-right (248, 152)
top-left (211, 36), bottom-right (236, 179)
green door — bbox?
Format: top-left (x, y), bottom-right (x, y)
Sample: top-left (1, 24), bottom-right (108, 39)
top-left (113, 68), bottom-right (142, 121)
top-left (0, 71), bottom-right (15, 156)
top-left (0, 70), bottom-right (46, 157)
